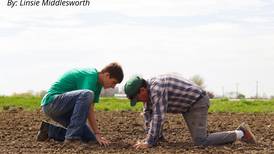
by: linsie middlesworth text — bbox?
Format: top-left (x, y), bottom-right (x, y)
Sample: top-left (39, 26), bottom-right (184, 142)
top-left (7, 0), bottom-right (90, 8)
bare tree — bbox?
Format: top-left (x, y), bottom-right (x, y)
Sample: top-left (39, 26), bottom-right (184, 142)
top-left (190, 75), bottom-right (205, 89)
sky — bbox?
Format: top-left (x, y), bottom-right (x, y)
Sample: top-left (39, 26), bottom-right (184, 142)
top-left (0, 0), bottom-right (274, 97)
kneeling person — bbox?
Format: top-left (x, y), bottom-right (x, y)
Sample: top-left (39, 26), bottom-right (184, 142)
top-left (37, 62), bottom-right (124, 146)
top-left (124, 74), bottom-right (256, 149)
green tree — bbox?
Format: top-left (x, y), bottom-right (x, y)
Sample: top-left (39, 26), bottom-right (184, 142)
top-left (237, 93), bottom-right (245, 99)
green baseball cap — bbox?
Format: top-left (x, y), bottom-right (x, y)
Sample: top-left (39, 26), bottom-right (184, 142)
top-left (124, 75), bottom-right (143, 106)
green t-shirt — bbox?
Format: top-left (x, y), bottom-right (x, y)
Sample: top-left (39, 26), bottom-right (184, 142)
top-left (41, 68), bottom-right (102, 106)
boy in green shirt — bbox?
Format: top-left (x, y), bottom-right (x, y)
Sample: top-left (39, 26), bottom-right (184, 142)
top-left (37, 62), bottom-right (124, 146)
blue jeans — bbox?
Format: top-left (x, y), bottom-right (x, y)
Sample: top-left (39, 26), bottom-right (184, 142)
top-left (42, 90), bottom-right (96, 142)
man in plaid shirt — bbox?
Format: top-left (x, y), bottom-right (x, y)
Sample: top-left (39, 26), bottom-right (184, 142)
top-left (124, 74), bottom-right (256, 149)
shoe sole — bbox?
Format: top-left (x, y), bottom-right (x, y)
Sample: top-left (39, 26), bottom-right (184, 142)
top-left (238, 123), bottom-right (257, 144)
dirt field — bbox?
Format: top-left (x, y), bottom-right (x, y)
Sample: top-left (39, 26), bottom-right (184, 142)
top-left (0, 109), bottom-right (273, 154)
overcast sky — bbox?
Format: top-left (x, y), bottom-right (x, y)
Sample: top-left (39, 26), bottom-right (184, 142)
top-left (1, 0), bottom-right (274, 97)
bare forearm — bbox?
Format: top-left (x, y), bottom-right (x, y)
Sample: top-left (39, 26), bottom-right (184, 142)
top-left (87, 104), bottom-right (111, 146)
top-left (88, 104), bottom-right (100, 134)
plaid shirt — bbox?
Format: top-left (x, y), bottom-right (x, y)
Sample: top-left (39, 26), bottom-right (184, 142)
top-left (143, 74), bottom-right (206, 146)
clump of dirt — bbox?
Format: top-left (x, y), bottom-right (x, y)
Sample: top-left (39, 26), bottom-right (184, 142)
top-left (0, 109), bottom-right (273, 153)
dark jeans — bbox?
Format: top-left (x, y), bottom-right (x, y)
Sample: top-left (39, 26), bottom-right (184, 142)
top-left (42, 90), bottom-right (96, 142)
top-left (182, 95), bottom-right (237, 146)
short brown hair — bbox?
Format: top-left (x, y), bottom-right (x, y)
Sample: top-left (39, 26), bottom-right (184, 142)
top-left (101, 62), bottom-right (124, 83)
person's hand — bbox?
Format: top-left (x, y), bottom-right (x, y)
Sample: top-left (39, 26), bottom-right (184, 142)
top-left (133, 140), bottom-right (151, 149)
top-left (95, 133), bottom-right (111, 146)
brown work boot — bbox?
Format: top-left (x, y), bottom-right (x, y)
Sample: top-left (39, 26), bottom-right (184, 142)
top-left (36, 121), bottom-right (50, 141)
top-left (237, 122), bottom-right (257, 144)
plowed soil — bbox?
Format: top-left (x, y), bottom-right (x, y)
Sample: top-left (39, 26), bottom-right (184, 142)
top-left (0, 109), bottom-right (273, 153)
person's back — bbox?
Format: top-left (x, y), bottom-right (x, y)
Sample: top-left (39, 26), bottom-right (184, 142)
top-left (42, 68), bottom-right (102, 106)
top-left (148, 73), bottom-right (206, 113)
